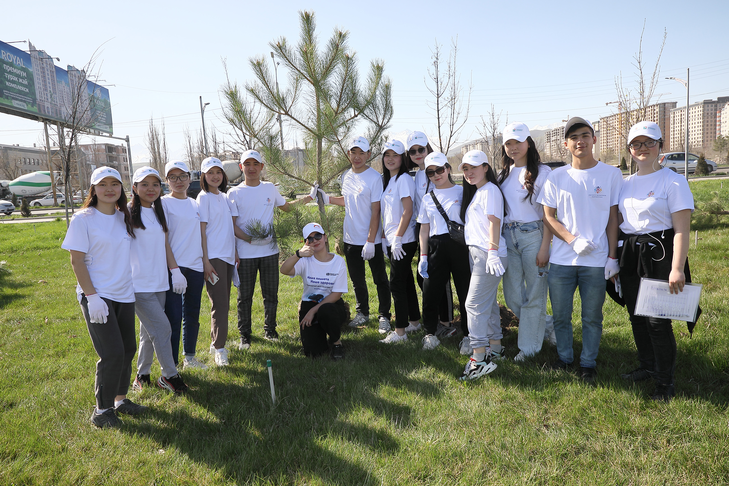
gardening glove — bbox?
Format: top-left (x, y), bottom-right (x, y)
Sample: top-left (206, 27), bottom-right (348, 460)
top-left (614, 276), bottom-right (623, 298)
top-left (418, 255), bottom-right (429, 279)
top-left (604, 257), bottom-right (620, 280)
top-left (486, 250), bottom-right (505, 276)
top-left (308, 184), bottom-right (319, 201)
top-left (391, 236), bottom-right (405, 261)
top-left (381, 237), bottom-right (389, 259)
top-left (251, 236), bottom-right (273, 246)
top-left (86, 294), bottom-right (109, 324)
top-left (569, 236), bottom-right (597, 256)
top-left (361, 241), bottom-right (375, 261)
top-left (170, 267), bottom-right (187, 294)
top-left (317, 189), bottom-right (330, 205)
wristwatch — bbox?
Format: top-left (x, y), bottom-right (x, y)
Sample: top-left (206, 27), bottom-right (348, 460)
top-left (295, 250), bottom-right (301, 258)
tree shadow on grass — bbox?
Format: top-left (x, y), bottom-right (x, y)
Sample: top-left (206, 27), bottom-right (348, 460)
top-left (0, 268), bottom-right (33, 308)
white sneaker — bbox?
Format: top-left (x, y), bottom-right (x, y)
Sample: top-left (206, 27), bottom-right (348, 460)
top-left (348, 312), bottom-right (369, 328)
top-left (459, 356), bottom-right (498, 381)
top-left (378, 317), bottom-right (391, 334)
top-left (459, 336), bottom-right (472, 355)
top-left (513, 351), bottom-right (527, 362)
top-left (210, 342), bottom-right (216, 354)
top-left (214, 348), bottom-right (229, 366)
top-left (380, 331), bottom-right (408, 344)
top-left (404, 321), bottom-right (421, 333)
top-left (183, 356), bottom-right (208, 370)
top-left (422, 334), bottom-right (440, 351)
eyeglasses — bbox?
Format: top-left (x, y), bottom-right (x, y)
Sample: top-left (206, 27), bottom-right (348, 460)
top-left (306, 232), bottom-right (324, 243)
top-left (167, 174), bottom-right (190, 182)
top-left (425, 166), bottom-right (446, 178)
top-left (628, 139), bottom-right (659, 150)
top-left (408, 147), bottom-right (426, 156)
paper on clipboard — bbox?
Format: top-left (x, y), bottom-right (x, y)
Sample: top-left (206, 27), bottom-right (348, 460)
top-left (634, 278), bottom-right (702, 322)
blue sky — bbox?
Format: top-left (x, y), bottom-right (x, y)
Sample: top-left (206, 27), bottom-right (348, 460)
top-left (1, 0), bottom-right (727, 163)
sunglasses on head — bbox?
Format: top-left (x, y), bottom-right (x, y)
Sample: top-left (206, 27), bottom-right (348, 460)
top-left (306, 232), bottom-right (324, 243)
top-left (408, 147), bottom-right (426, 156)
top-left (425, 166), bottom-right (446, 177)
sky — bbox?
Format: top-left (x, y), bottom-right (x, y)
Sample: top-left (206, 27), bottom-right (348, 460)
top-left (1, 0), bottom-right (728, 165)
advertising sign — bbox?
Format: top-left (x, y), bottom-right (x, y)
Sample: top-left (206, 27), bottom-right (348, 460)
top-left (0, 40), bottom-right (113, 134)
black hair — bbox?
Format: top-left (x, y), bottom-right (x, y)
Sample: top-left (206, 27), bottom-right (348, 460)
top-left (84, 183), bottom-right (135, 238)
top-left (497, 136), bottom-right (543, 205)
top-left (201, 168), bottom-right (229, 193)
top-left (460, 163), bottom-right (502, 223)
top-left (405, 142), bottom-right (434, 171)
top-left (130, 182), bottom-right (168, 232)
top-left (382, 150), bottom-right (409, 189)
top-left (565, 123), bottom-right (594, 139)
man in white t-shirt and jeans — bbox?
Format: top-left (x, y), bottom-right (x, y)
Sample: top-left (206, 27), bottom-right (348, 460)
top-left (538, 117), bottom-right (622, 383)
top-left (328, 136), bottom-right (392, 332)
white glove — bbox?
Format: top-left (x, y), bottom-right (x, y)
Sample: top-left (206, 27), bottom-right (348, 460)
top-left (615, 276), bottom-right (623, 298)
top-left (604, 257), bottom-right (620, 280)
top-left (418, 255), bottom-right (429, 279)
top-left (251, 236), bottom-right (273, 246)
top-left (570, 236), bottom-right (597, 256)
top-left (86, 294), bottom-right (109, 324)
top-left (308, 184), bottom-right (319, 200)
top-left (486, 250), bottom-right (505, 276)
top-left (361, 241), bottom-right (375, 261)
top-left (391, 236), bottom-right (405, 261)
top-left (317, 189), bottom-right (330, 205)
top-left (171, 267), bottom-right (187, 294)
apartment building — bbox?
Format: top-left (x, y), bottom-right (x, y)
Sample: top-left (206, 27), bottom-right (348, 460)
top-left (599, 102), bottom-right (676, 158)
top-left (670, 97), bottom-right (729, 151)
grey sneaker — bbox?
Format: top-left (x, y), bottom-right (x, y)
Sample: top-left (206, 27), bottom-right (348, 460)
top-left (378, 317), bottom-right (391, 334)
top-left (380, 331), bottom-right (408, 344)
top-left (435, 322), bottom-right (457, 338)
top-left (348, 312), bottom-right (369, 328)
top-left (404, 321), bottom-right (422, 333)
top-left (114, 398), bottom-right (148, 415)
top-left (459, 336), bottom-right (472, 355)
top-left (91, 409), bottom-right (120, 429)
top-left (422, 334), bottom-right (440, 350)
top-left (183, 356), bottom-right (208, 370)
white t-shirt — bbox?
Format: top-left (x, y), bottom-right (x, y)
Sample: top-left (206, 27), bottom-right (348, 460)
top-left (619, 168), bottom-right (694, 235)
top-left (61, 207), bottom-right (135, 303)
top-left (197, 190), bottom-right (237, 265)
top-left (538, 162), bottom-right (623, 267)
top-left (413, 169), bottom-right (429, 217)
top-left (161, 195), bottom-right (204, 272)
top-left (341, 167), bottom-right (383, 245)
top-left (381, 174), bottom-right (417, 244)
top-left (465, 182), bottom-right (507, 257)
top-left (129, 206), bottom-right (169, 293)
top-left (228, 182), bottom-right (286, 259)
top-left (501, 165), bottom-right (552, 224)
top-left (292, 254), bottom-right (349, 302)
top-left (417, 185), bottom-right (464, 237)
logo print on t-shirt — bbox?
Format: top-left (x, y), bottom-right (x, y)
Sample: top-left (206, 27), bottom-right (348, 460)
top-left (594, 186), bottom-right (602, 194)
top-left (647, 191), bottom-right (655, 198)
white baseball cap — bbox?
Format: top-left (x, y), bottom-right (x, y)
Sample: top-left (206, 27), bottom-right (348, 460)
top-left (165, 160), bottom-right (190, 177)
top-left (406, 131), bottom-right (428, 150)
top-left (458, 150), bottom-right (489, 171)
top-left (90, 166), bottom-right (122, 186)
top-left (201, 157), bottom-right (224, 173)
top-left (302, 222), bottom-right (325, 238)
top-left (383, 139), bottom-right (405, 155)
top-left (628, 121), bottom-right (662, 144)
top-left (424, 152), bottom-right (448, 169)
top-left (133, 166), bottom-right (163, 184)
top-left (564, 117), bottom-right (594, 138)
top-left (503, 122), bottom-right (531, 143)
top-left (240, 149), bottom-right (263, 164)
top-left (349, 136), bottom-right (370, 152)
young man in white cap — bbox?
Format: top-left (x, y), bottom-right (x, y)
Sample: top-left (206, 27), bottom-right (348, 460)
top-left (228, 149), bottom-right (316, 349)
top-left (538, 117), bottom-right (623, 382)
top-left (328, 136), bottom-right (392, 332)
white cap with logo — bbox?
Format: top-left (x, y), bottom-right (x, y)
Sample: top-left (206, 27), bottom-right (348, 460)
top-left (564, 117), bottom-right (594, 138)
top-left (133, 166), bottom-right (163, 184)
top-left (90, 166), bottom-right (122, 186)
top-left (406, 131), bottom-right (428, 150)
top-left (458, 150), bottom-right (489, 171)
top-left (302, 222), bottom-right (325, 238)
top-left (503, 122), bottom-right (531, 143)
top-left (424, 152), bottom-right (448, 169)
top-left (628, 121), bottom-right (662, 144)
top-left (383, 139), bottom-right (405, 155)
top-left (201, 157), bottom-right (224, 173)
top-left (349, 136), bottom-right (370, 152)
top-left (165, 160), bottom-right (190, 177)
top-left (240, 149), bottom-right (263, 164)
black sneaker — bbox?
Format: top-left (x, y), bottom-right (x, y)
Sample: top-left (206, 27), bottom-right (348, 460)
top-left (651, 384), bottom-right (675, 402)
top-left (620, 368), bottom-right (652, 382)
top-left (550, 359), bottom-right (572, 371)
top-left (132, 374), bottom-right (151, 391)
top-left (114, 398), bottom-right (148, 415)
top-left (157, 374), bottom-right (189, 394)
top-left (264, 329), bottom-right (279, 341)
top-left (580, 367), bottom-right (597, 383)
top-left (90, 409), bottom-right (121, 429)
top-left (330, 344), bottom-right (345, 360)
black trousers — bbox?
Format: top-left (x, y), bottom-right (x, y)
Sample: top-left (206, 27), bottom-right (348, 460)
top-left (415, 222), bottom-right (453, 323)
top-left (422, 234), bottom-right (471, 336)
top-left (386, 241), bottom-right (421, 329)
top-left (298, 299), bottom-right (348, 357)
top-left (343, 242), bottom-right (391, 319)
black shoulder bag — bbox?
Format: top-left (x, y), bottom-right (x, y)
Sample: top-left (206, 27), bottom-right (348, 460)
top-left (429, 191), bottom-right (466, 246)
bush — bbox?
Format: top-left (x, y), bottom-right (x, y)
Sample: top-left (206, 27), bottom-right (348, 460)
top-left (20, 198), bottom-right (31, 217)
top-left (696, 153), bottom-right (710, 176)
top-left (11, 194), bottom-right (18, 207)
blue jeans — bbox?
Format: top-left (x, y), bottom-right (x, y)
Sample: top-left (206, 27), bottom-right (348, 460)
top-left (503, 221), bottom-right (548, 356)
top-left (548, 264), bottom-right (606, 368)
top-left (165, 266), bottom-right (205, 365)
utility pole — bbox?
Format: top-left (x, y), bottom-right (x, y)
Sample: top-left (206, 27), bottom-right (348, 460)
top-left (271, 52), bottom-right (285, 152)
top-left (666, 69), bottom-right (690, 180)
top-left (200, 96), bottom-right (210, 157)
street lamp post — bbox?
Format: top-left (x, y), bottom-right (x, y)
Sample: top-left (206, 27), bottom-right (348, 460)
top-left (667, 68), bottom-right (690, 180)
top-left (270, 52), bottom-right (285, 152)
top-left (200, 96), bottom-right (210, 157)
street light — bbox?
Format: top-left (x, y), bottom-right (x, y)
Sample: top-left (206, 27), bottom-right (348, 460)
top-left (666, 68), bottom-right (690, 180)
top-left (270, 52), bottom-right (285, 152)
top-left (199, 96), bottom-right (210, 157)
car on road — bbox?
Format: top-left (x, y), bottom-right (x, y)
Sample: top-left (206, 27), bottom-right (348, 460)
top-left (659, 152), bottom-right (717, 174)
top-left (30, 193), bottom-right (66, 207)
top-left (0, 199), bottom-right (14, 215)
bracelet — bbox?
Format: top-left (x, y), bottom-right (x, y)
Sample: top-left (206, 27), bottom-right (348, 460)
top-left (295, 250), bottom-right (301, 258)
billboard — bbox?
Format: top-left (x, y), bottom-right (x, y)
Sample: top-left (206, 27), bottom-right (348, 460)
top-left (0, 40), bottom-right (113, 134)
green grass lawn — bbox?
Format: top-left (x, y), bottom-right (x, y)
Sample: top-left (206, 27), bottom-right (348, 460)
top-left (1, 181), bottom-right (728, 485)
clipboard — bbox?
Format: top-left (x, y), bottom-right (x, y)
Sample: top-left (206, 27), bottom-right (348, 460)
top-left (634, 277), bottom-right (702, 322)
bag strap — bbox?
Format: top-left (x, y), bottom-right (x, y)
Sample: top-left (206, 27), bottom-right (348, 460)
top-left (429, 191), bottom-right (451, 224)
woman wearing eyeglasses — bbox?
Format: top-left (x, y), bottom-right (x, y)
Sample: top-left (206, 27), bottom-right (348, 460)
top-left (617, 121), bottom-right (695, 402)
top-left (280, 223), bottom-right (349, 360)
top-left (416, 153), bottom-right (471, 351)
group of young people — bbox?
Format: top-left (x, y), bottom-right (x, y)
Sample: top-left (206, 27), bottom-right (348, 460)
top-left (63, 116), bottom-right (695, 427)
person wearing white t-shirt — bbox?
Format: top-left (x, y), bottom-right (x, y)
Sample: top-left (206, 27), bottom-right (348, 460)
top-left (497, 123), bottom-right (554, 362)
top-left (326, 136), bottom-right (391, 332)
top-left (197, 157), bottom-right (239, 367)
top-left (458, 151), bottom-right (507, 381)
top-left (617, 122), bottom-right (696, 402)
top-left (538, 117), bottom-right (622, 382)
top-left (280, 223), bottom-right (349, 359)
top-left (228, 149), bottom-right (315, 349)
top-left (378, 139), bottom-right (421, 344)
top-left (162, 161), bottom-right (207, 371)
top-left (62, 166), bottom-right (147, 428)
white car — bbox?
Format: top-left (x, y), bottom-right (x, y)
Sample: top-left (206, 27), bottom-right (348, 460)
top-left (659, 153), bottom-right (717, 174)
top-left (0, 199), bottom-right (14, 215)
top-left (30, 193), bottom-right (66, 207)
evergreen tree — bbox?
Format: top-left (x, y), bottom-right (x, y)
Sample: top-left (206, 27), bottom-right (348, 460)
top-left (696, 153), bottom-right (710, 176)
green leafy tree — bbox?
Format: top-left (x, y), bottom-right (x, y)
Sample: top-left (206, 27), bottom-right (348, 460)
top-left (713, 135), bottom-right (728, 163)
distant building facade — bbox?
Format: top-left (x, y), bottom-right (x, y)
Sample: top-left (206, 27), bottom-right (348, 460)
top-left (0, 144), bottom-right (48, 180)
top-left (670, 97), bottom-right (729, 151)
top-left (599, 102), bottom-right (676, 158)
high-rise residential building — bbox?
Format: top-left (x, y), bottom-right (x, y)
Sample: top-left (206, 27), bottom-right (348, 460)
top-left (599, 102), bottom-right (676, 158)
top-left (719, 103), bottom-right (729, 138)
top-left (543, 125), bottom-right (566, 160)
top-left (28, 42), bottom-right (61, 119)
top-left (78, 143), bottom-right (130, 182)
top-left (670, 97), bottom-right (729, 151)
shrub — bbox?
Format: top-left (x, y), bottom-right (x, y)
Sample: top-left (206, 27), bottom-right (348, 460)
top-left (20, 198), bottom-right (31, 217)
top-left (696, 153), bottom-right (710, 176)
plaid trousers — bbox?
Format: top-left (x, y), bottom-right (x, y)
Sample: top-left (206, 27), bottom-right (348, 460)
top-left (236, 253), bottom-right (279, 336)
